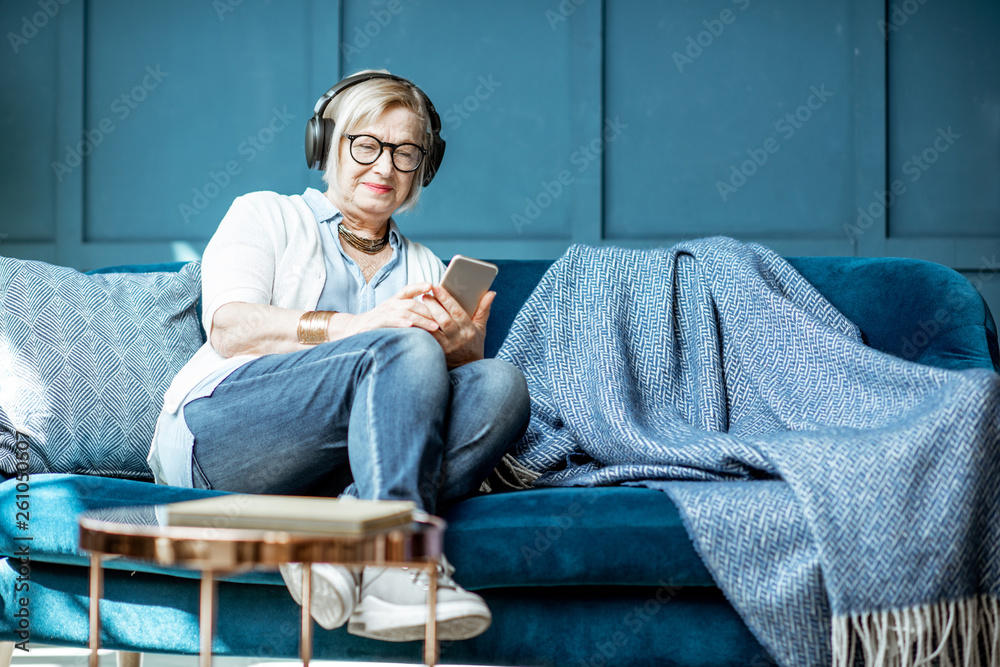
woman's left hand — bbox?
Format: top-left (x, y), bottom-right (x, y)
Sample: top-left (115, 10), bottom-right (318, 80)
top-left (422, 285), bottom-right (494, 368)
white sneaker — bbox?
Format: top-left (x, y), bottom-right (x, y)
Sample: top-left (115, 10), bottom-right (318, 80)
top-left (279, 562), bottom-right (358, 630)
top-left (348, 557), bottom-right (491, 642)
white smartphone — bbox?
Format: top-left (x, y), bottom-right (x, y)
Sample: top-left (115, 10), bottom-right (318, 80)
top-left (439, 255), bottom-right (498, 315)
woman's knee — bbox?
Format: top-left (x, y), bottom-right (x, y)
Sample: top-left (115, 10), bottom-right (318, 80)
top-left (368, 327), bottom-right (445, 365)
top-left (363, 328), bottom-right (449, 396)
top-left (463, 358), bottom-right (530, 414)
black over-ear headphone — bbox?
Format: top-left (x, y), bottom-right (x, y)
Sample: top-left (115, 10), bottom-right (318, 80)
top-left (304, 72), bottom-right (446, 187)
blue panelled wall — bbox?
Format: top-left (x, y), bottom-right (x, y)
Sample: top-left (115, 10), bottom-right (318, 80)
top-left (2, 0), bottom-right (998, 318)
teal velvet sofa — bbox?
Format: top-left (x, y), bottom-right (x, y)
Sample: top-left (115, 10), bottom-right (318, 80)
top-left (1, 256), bottom-right (998, 667)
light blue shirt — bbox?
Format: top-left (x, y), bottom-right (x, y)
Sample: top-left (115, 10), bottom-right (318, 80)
top-left (301, 187), bottom-right (408, 313)
top-left (155, 188), bottom-right (412, 488)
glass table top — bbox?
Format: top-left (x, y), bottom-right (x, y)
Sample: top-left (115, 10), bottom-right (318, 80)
top-left (78, 504), bottom-right (445, 571)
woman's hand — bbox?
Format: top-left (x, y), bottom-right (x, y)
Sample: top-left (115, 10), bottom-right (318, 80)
top-left (421, 285), bottom-right (494, 368)
top-left (210, 283), bottom-right (440, 358)
top-left (339, 282), bottom-right (440, 338)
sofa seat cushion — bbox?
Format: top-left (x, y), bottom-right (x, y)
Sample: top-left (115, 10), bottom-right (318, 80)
top-left (0, 474), bottom-right (283, 584)
top-left (1, 475), bottom-right (715, 590)
top-left (441, 486), bottom-right (714, 589)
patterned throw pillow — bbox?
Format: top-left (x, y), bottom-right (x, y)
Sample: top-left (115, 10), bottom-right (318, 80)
top-left (0, 257), bottom-right (202, 480)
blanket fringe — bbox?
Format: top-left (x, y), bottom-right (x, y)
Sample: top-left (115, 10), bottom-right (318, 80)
top-left (832, 594), bottom-right (1000, 667)
top-left (478, 454), bottom-right (542, 493)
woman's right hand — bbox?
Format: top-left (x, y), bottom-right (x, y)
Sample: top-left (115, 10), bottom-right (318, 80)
top-left (338, 282), bottom-right (440, 338)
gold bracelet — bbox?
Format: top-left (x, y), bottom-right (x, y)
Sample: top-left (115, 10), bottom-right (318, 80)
top-left (297, 310), bottom-right (336, 345)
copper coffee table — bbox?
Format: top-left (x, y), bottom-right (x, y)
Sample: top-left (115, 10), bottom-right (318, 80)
top-left (78, 504), bottom-right (446, 667)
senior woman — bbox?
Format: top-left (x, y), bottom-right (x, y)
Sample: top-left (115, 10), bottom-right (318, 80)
top-left (148, 70), bottom-right (530, 642)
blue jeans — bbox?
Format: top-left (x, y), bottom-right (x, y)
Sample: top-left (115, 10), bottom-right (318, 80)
top-left (184, 328), bottom-right (529, 513)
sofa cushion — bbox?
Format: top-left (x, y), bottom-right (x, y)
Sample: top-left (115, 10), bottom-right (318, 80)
top-left (0, 474), bottom-right (216, 566)
top-left (0, 259), bottom-right (203, 480)
top-left (0, 473), bottom-right (284, 582)
top-left (441, 486), bottom-right (715, 589)
top-left (788, 257), bottom-right (998, 371)
top-left (0, 475), bottom-right (715, 589)
top-left (87, 261), bottom-right (206, 329)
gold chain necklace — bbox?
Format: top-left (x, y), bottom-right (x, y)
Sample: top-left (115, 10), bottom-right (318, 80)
top-left (338, 222), bottom-right (390, 254)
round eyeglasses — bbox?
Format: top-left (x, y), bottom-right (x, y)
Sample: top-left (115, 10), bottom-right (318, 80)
top-left (343, 134), bottom-right (427, 173)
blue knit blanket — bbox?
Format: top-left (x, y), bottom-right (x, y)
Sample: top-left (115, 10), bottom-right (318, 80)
top-left (496, 238), bottom-right (1000, 666)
